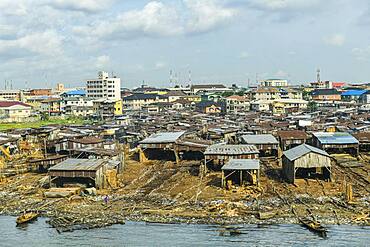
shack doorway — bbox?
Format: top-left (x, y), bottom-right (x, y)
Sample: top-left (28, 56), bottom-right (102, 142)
top-left (295, 167), bottom-right (331, 181)
top-left (144, 148), bottom-right (176, 161)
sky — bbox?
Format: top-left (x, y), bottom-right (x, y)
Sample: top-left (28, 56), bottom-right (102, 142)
top-left (1, 0), bottom-right (370, 89)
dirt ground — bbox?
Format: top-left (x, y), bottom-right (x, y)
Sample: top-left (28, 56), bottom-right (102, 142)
top-left (0, 153), bottom-right (369, 232)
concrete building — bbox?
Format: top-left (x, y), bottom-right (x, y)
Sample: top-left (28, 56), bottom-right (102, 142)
top-left (260, 79), bottom-right (288, 87)
top-left (86, 71), bottom-right (121, 100)
top-left (0, 90), bottom-right (20, 101)
top-left (0, 101), bottom-right (32, 122)
top-left (226, 95), bottom-right (250, 113)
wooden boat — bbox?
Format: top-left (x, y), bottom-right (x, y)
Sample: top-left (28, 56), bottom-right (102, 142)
top-left (16, 212), bottom-right (39, 225)
top-left (299, 217), bottom-right (327, 237)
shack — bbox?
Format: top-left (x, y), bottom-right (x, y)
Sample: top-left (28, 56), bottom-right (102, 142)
top-left (240, 134), bottom-right (279, 156)
top-left (353, 132), bottom-right (370, 152)
top-left (277, 130), bottom-right (308, 151)
top-left (221, 159), bottom-right (260, 188)
top-left (49, 159), bottom-right (115, 189)
top-left (282, 144), bottom-right (332, 183)
top-left (139, 131), bottom-right (186, 162)
top-left (311, 132), bottom-right (359, 155)
top-left (29, 155), bottom-right (68, 173)
top-left (204, 144), bottom-right (259, 170)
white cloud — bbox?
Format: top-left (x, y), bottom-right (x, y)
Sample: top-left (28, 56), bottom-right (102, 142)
top-left (73, 0), bottom-right (238, 41)
top-left (0, 30), bottom-right (63, 58)
top-left (48, 0), bottom-right (115, 13)
top-left (249, 0), bottom-right (321, 11)
top-left (352, 46), bottom-right (370, 61)
top-left (324, 34), bottom-right (345, 46)
top-left (74, 1), bottom-right (183, 39)
top-left (155, 61), bottom-right (167, 69)
top-left (239, 51), bottom-right (249, 59)
top-left (96, 55), bottom-right (110, 69)
top-left (275, 70), bottom-right (289, 78)
top-left (185, 0), bottom-right (238, 33)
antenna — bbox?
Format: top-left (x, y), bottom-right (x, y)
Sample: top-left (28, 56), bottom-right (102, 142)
top-left (170, 70), bottom-right (173, 85)
top-left (317, 68), bottom-right (321, 83)
top-left (188, 70), bottom-right (192, 85)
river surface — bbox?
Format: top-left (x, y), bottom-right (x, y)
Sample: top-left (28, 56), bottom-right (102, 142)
top-left (0, 216), bottom-right (369, 246)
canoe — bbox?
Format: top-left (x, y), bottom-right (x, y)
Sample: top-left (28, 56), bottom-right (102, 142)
top-left (300, 217), bottom-right (327, 237)
top-left (16, 212), bottom-right (39, 225)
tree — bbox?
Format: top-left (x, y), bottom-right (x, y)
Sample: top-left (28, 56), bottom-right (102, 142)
top-left (308, 101), bottom-right (318, 112)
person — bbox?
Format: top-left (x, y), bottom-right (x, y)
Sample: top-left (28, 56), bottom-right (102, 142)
top-left (104, 195), bottom-right (109, 204)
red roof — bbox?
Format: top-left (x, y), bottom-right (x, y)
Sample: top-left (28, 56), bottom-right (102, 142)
top-left (0, 101), bottom-right (31, 108)
top-left (332, 82), bottom-right (345, 88)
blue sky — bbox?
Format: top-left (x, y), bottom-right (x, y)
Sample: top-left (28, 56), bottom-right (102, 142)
top-left (1, 0), bottom-right (370, 89)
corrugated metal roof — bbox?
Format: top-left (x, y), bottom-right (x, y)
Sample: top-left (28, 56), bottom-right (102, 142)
top-left (312, 132), bottom-right (359, 145)
top-left (283, 144), bottom-right (330, 161)
top-left (241, 134), bottom-right (278, 144)
top-left (341, 90), bottom-right (367, 96)
top-left (205, 144), bottom-right (259, 155)
top-left (140, 131), bottom-right (186, 144)
top-left (222, 159), bottom-right (260, 170)
top-left (49, 159), bottom-right (105, 171)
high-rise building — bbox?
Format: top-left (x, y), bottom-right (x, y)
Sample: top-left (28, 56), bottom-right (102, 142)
top-left (86, 71), bottom-right (121, 100)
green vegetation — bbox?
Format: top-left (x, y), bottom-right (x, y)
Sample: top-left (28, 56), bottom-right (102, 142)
top-left (0, 117), bottom-right (86, 131)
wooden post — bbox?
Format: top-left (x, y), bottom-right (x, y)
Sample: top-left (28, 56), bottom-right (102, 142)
top-left (257, 169), bottom-right (260, 187)
top-left (221, 170), bottom-right (224, 188)
top-left (346, 183), bottom-right (353, 203)
top-left (240, 170), bottom-right (243, 186)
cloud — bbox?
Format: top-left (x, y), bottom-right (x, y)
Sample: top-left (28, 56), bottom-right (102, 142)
top-left (352, 46), bottom-right (370, 61)
top-left (73, 1), bottom-right (183, 40)
top-left (73, 0), bottom-right (238, 41)
top-left (324, 34), bottom-right (345, 46)
top-left (96, 55), bottom-right (110, 69)
top-left (0, 30), bottom-right (63, 58)
top-left (248, 0), bottom-right (321, 11)
top-left (185, 0), bottom-right (238, 33)
top-left (275, 70), bottom-right (289, 78)
top-left (155, 61), bottom-right (167, 69)
top-left (239, 51), bottom-right (249, 59)
top-left (47, 0), bottom-right (115, 13)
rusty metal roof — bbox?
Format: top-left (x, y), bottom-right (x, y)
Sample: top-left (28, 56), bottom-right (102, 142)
top-left (277, 130), bottom-right (308, 140)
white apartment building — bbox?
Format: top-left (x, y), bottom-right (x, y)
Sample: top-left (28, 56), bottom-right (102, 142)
top-left (86, 71), bottom-right (121, 100)
top-left (260, 79), bottom-right (288, 87)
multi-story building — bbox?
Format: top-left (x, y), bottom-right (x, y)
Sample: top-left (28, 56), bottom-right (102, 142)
top-left (86, 71), bottom-right (121, 100)
top-left (260, 79), bottom-right (288, 87)
top-left (190, 84), bottom-right (232, 95)
top-left (226, 95), bottom-right (250, 113)
top-left (122, 93), bottom-right (168, 110)
top-left (93, 99), bottom-right (123, 118)
top-left (311, 89), bottom-right (341, 101)
top-left (251, 88), bottom-right (302, 101)
top-left (61, 97), bottom-right (94, 115)
top-left (0, 90), bottom-right (20, 101)
top-left (40, 98), bottom-right (62, 116)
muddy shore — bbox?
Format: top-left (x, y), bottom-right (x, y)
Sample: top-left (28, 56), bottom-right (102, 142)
top-left (0, 156), bottom-right (369, 232)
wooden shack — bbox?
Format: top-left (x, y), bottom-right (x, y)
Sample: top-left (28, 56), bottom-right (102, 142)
top-left (311, 132), bottom-right (359, 155)
top-left (277, 130), bottom-right (308, 151)
top-left (221, 159), bottom-right (260, 188)
top-left (29, 155), bottom-right (68, 173)
top-left (49, 159), bottom-right (114, 189)
top-left (282, 144), bottom-right (331, 183)
top-left (139, 131), bottom-right (186, 163)
top-left (353, 132), bottom-right (370, 152)
top-left (240, 134), bottom-right (279, 156)
top-left (204, 144), bottom-right (259, 170)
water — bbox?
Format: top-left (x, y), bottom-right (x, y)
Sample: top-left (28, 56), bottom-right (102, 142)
top-left (0, 216), bottom-right (368, 247)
